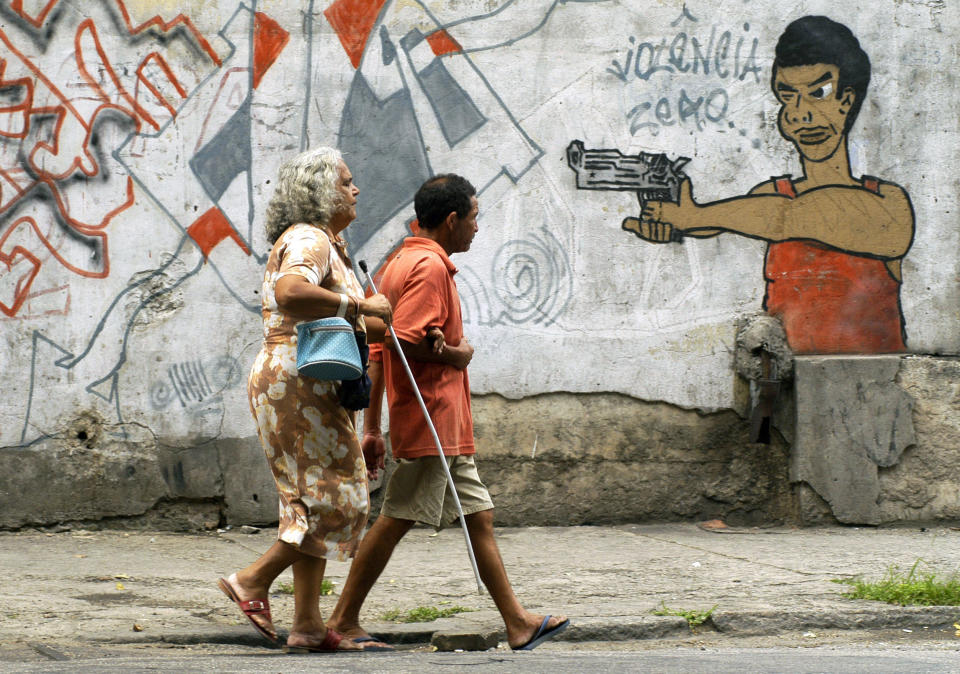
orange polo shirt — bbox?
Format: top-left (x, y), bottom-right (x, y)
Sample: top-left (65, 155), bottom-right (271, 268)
top-left (379, 237), bottom-right (474, 459)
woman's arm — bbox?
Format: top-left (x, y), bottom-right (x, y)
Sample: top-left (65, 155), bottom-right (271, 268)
top-left (364, 316), bottom-right (389, 344)
top-left (275, 275), bottom-right (393, 324)
top-left (361, 359), bottom-right (386, 480)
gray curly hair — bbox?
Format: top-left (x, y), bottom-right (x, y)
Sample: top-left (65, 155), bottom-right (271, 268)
top-left (264, 146), bottom-right (344, 244)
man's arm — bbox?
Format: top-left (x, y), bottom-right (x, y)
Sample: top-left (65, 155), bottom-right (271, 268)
top-left (646, 178), bottom-right (914, 258)
top-left (397, 331), bottom-right (472, 370)
top-left (626, 180), bottom-right (774, 242)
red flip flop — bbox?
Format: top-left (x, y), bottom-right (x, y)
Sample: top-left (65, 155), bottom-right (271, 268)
top-left (284, 628), bottom-right (354, 653)
top-left (217, 576), bottom-right (278, 644)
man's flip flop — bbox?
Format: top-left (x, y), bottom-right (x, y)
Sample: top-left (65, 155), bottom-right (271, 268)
top-left (512, 616), bottom-right (570, 651)
top-left (217, 576), bottom-right (278, 644)
top-left (352, 635), bottom-right (395, 652)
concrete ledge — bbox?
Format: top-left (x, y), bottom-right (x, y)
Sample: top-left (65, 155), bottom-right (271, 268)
top-left (710, 606), bottom-right (960, 635)
top-left (782, 355), bottom-right (960, 525)
top-left (92, 606), bottom-right (960, 649)
top-left (431, 629), bottom-right (501, 651)
top-left (0, 430), bottom-right (167, 529)
top-left (4, 356), bottom-right (960, 529)
top-left (562, 615), bottom-right (690, 641)
top-left (471, 393), bottom-right (794, 527)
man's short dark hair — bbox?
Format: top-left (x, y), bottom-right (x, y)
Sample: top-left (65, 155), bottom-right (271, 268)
top-left (414, 174), bottom-right (476, 229)
top-left (772, 15), bottom-right (871, 133)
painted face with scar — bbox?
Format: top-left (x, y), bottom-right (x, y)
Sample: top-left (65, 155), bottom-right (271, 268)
top-left (623, 15), bottom-right (915, 354)
top-left (774, 63), bottom-right (854, 164)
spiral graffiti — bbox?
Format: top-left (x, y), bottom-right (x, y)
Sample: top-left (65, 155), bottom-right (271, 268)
top-left (492, 227), bottom-right (572, 326)
top-left (149, 380), bottom-right (177, 410)
top-left (454, 266), bottom-right (494, 327)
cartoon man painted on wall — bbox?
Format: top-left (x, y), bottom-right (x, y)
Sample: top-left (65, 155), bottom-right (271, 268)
top-left (626, 15), bottom-right (915, 353)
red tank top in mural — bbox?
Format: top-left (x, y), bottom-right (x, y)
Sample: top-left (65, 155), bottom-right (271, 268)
top-left (763, 176), bottom-right (906, 354)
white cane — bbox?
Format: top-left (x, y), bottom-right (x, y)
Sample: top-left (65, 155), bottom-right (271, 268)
top-left (359, 260), bottom-right (484, 595)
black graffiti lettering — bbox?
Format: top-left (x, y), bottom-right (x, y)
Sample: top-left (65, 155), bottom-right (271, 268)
top-left (691, 27), bottom-right (716, 76)
top-left (714, 31), bottom-right (731, 78)
top-left (739, 37), bottom-right (762, 82)
top-left (606, 58), bottom-right (631, 82)
top-left (628, 101), bottom-right (659, 135)
top-left (735, 34), bottom-right (743, 80)
top-left (704, 88), bottom-right (729, 122)
top-left (678, 89), bottom-right (704, 129)
top-left (606, 36), bottom-right (635, 82)
top-left (669, 33), bottom-right (690, 72)
top-left (655, 98), bottom-right (675, 126)
top-left (611, 21), bottom-right (760, 85)
top-left (627, 87), bottom-right (729, 136)
top-left (633, 40), bottom-right (673, 81)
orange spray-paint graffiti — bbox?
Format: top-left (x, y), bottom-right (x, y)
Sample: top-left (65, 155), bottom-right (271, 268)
top-left (11, 1), bottom-right (293, 447)
top-left (0, 0), bottom-right (225, 318)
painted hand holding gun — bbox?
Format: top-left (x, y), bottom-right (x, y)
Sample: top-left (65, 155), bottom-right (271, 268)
top-left (566, 140), bottom-right (689, 243)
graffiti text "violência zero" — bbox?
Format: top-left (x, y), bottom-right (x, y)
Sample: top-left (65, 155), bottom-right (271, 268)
top-left (607, 23), bottom-right (762, 85)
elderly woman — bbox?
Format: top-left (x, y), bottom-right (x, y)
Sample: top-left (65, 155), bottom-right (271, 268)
top-left (218, 147), bottom-right (392, 653)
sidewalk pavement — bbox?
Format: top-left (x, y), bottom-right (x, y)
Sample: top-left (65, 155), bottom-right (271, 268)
top-left (5, 523), bottom-right (960, 652)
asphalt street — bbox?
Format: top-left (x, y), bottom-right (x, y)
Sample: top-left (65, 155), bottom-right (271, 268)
top-left (4, 522), bottom-right (960, 670)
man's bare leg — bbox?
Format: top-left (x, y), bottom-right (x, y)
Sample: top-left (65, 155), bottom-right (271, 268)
top-left (326, 514), bottom-right (415, 639)
top-left (465, 509), bottom-right (568, 649)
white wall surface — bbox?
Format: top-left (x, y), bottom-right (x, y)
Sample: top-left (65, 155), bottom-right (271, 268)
top-left (1, 0), bottom-right (956, 450)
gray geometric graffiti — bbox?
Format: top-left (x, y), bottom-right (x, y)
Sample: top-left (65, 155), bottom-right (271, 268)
top-left (190, 95), bottom-right (252, 203)
top-left (324, 1), bottom-right (546, 265)
top-left (339, 71), bottom-right (431, 253)
top-left (401, 29), bottom-right (486, 147)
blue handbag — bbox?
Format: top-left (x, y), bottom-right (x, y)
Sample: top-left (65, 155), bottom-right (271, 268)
top-left (296, 317), bottom-right (363, 381)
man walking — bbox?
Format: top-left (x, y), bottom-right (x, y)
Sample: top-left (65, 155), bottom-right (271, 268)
top-left (326, 174), bottom-right (569, 651)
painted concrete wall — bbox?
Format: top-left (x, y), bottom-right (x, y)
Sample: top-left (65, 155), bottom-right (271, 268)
top-left (1, 1), bottom-right (957, 526)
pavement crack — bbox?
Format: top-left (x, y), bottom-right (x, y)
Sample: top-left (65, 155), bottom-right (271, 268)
top-left (28, 642), bottom-right (70, 661)
top-left (632, 533), bottom-right (825, 577)
top-left (219, 536), bottom-right (267, 559)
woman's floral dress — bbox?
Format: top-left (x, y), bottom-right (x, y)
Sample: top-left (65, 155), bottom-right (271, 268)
top-left (247, 223), bottom-right (368, 561)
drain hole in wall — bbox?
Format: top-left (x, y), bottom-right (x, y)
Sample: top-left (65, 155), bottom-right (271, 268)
top-left (252, 493), bottom-right (259, 502)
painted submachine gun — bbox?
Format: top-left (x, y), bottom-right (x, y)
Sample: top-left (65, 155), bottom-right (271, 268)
top-left (566, 140), bottom-right (690, 242)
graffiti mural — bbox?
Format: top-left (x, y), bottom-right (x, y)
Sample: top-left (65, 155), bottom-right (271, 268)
top-left (620, 15), bottom-right (915, 354)
top-left (317, 0), bottom-right (546, 268)
top-left (2, 1), bottom-right (290, 447)
top-left (0, 0), bottom-right (206, 317)
top-left (309, 0), bottom-right (595, 329)
top-left (0, 0), bottom-right (952, 435)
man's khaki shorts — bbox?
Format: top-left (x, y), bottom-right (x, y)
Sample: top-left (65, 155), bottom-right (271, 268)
top-left (381, 454), bottom-right (494, 529)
